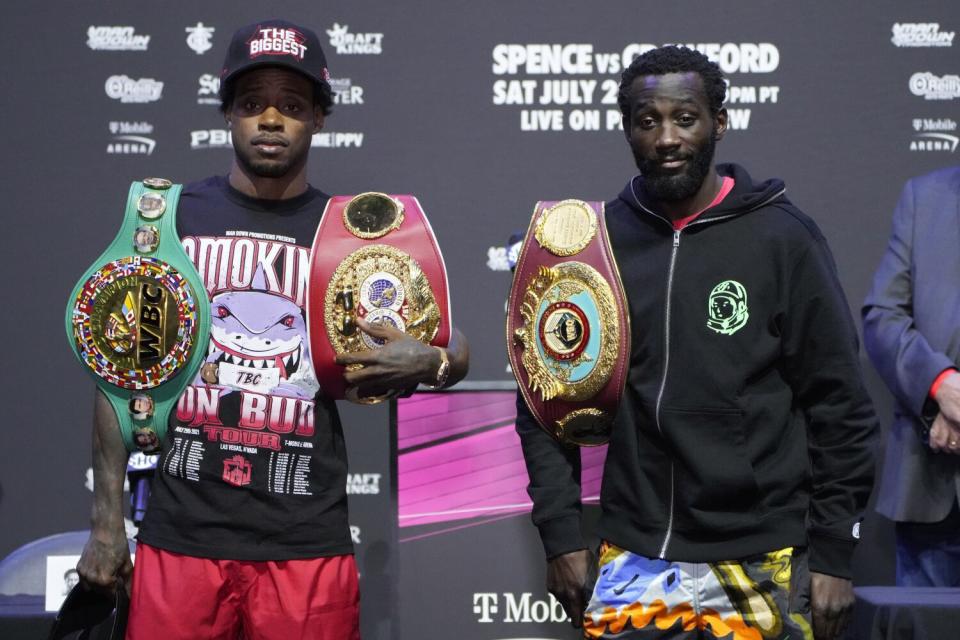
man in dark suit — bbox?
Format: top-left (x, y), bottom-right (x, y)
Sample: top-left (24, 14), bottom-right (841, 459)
top-left (863, 165), bottom-right (960, 587)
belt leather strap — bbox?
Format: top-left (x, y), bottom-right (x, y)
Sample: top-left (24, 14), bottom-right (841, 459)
top-left (307, 193), bottom-right (451, 401)
top-left (65, 179), bottom-right (210, 453)
top-left (506, 199), bottom-right (629, 446)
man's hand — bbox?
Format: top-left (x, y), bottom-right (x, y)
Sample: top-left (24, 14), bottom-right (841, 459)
top-left (546, 549), bottom-right (593, 629)
top-left (336, 317), bottom-right (440, 398)
top-left (810, 572), bottom-right (853, 640)
top-left (934, 372), bottom-right (960, 424)
top-left (76, 528), bottom-right (132, 596)
top-left (928, 413), bottom-right (960, 454)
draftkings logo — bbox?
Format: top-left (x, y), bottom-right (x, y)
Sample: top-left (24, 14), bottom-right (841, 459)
top-left (87, 26), bottom-right (150, 51)
top-left (350, 525), bottom-right (362, 544)
top-left (909, 72), bottom-right (960, 100)
top-left (197, 73), bottom-right (221, 105)
top-left (186, 22), bottom-right (215, 54)
top-left (892, 23), bottom-right (955, 47)
top-left (910, 118), bottom-right (959, 152)
top-left (472, 592), bottom-right (569, 624)
top-left (326, 23), bottom-right (383, 55)
top-left (346, 473), bottom-right (381, 495)
top-left (107, 121), bottom-right (156, 155)
top-left (105, 75), bottom-right (163, 103)
top-left (328, 77), bottom-right (365, 105)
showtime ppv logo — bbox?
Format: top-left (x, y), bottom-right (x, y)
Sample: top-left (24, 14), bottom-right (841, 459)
top-left (892, 23), bottom-right (955, 47)
top-left (105, 75), bottom-right (163, 103)
top-left (911, 118), bottom-right (959, 152)
top-left (473, 592), bottom-right (569, 624)
top-left (326, 23), bottom-right (383, 55)
top-left (346, 473), bottom-right (380, 495)
top-left (910, 72), bottom-right (960, 100)
top-left (248, 27), bottom-right (307, 60)
top-left (87, 26), bottom-right (150, 51)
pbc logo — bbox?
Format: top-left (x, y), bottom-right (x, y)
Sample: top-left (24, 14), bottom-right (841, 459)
top-left (248, 27), bottom-right (308, 60)
top-left (222, 455), bottom-right (253, 486)
top-left (191, 129), bottom-right (232, 149)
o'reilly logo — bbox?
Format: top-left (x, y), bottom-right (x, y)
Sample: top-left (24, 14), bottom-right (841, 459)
top-left (909, 72), bottom-right (960, 100)
top-left (892, 23), bottom-right (955, 48)
top-left (105, 75), bottom-right (163, 103)
top-left (87, 26), bottom-right (150, 51)
top-left (472, 592), bottom-right (569, 624)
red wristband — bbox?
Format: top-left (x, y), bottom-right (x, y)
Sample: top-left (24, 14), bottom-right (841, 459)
top-left (930, 368), bottom-right (957, 399)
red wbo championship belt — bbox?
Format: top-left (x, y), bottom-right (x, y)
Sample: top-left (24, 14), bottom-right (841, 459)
top-left (307, 193), bottom-right (452, 402)
top-left (506, 200), bottom-right (630, 446)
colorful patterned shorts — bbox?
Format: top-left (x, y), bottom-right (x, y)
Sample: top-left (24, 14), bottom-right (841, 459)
top-left (583, 543), bottom-right (813, 639)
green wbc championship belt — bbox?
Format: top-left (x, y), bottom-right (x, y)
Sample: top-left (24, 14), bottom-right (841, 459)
top-left (65, 179), bottom-right (210, 454)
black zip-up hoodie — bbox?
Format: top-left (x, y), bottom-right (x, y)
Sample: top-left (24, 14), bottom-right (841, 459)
top-left (516, 164), bottom-right (877, 578)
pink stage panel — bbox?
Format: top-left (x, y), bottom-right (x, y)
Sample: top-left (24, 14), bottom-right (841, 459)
top-left (398, 391), bottom-right (607, 528)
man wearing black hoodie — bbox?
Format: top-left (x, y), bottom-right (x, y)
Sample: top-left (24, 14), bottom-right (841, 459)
top-left (516, 46), bottom-right (877, 639)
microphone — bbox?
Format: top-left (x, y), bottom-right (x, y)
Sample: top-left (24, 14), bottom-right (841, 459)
top-left (126, 452), bottom-right (157, 526)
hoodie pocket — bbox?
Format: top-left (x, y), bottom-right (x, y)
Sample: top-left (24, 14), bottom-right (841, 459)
top-left (660, 407), bottom-right (760, 527)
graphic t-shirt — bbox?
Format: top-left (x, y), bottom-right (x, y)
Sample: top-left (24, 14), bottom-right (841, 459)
top-left (137, 175), bottom-right (353, 560)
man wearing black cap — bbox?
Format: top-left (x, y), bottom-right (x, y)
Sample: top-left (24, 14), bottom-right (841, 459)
top-left (77, 19), bottom-right (467, 640)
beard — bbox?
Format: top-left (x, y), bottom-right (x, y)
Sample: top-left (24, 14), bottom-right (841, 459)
top-left (635, 133), bottom-right (717, 202)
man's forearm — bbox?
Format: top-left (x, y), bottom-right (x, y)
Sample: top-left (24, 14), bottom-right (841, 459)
top-left (444, 327), bottom-right (469, 387)
top-left (90, 390), bottom-right (130, 535)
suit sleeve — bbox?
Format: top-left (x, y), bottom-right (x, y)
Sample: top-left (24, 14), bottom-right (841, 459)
top-left (862, 178), bottom-right (955, 426)
top-left (515, 392), bottom-right (587, 559)
top-left (782, 234), bottom-right (878, 579)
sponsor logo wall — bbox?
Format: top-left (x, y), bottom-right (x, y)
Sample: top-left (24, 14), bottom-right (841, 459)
top-left (4, 4), bottom-right (960, 640)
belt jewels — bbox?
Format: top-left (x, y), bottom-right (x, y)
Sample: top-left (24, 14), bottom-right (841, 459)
top-left (307, 193), bottom-right (451, 402)
top-left (66, 179), bottom-right (210, 453)
top-left (507, 200), bottom-right (630, 446)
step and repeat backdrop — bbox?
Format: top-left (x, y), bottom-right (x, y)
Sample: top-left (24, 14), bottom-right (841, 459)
top-left (1, 0), bottom-right (958, 638)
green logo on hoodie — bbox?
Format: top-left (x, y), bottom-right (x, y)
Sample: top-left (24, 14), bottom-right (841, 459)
top-left (707, 280), bottom-right (749, 335)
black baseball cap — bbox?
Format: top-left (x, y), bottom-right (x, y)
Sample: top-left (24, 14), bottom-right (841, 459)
top-left (219, 19), bottom-right (330, 96)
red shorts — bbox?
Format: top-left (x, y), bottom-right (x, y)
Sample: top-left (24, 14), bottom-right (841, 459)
top-left (126, 543), bottom-right (360, 640)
